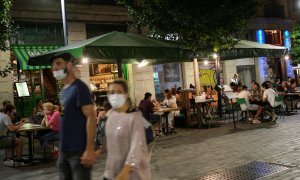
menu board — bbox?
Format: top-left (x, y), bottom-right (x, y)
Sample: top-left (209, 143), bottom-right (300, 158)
top-left (15, 82), bottom-right (30, 97)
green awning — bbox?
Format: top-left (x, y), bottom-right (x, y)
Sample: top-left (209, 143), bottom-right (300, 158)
top-left (12, 45), bottom-right (62, 70)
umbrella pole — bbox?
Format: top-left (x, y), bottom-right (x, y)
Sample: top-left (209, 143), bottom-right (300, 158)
top-left (193, 58), bottom-right (200, 96)
top-left (117, 59), bottom-right (122, 78)
top-left (215, 57), bottom-right (222, 118)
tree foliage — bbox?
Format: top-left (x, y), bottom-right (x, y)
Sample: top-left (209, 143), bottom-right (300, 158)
top-left (116, 0), bottom-right (262, 53)
top-left (290, 23), bottom-right (300, 66)
top-left (0, 0), bottom-right (13, 51)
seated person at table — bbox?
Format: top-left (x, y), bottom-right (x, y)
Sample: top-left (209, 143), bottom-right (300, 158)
top-left (40, 102), bottom-right (60, 155)
top-left (249, 83), bottom-right (263, 106)
top-left (238, 85), bottom-right (262, 124)
top-left (276, 81), bottom-right (291, 108)
top-left (162, 89), bottom-right (177, 129)
top-left (0, 104), bottom-right (27, 167)
top-left (262, 82), bottom-right (279, 122)
top-left (139, 92), bottom-right (160, 124)
top-left (32, 98), bottom-right (44, 124)
top-left (273, 77), bottom-right (281, 90)
top-left (290, 79), bottom-right (299, 108)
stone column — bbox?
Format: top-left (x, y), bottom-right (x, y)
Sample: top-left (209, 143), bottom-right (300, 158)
top-left (68, 22), bottom-right (90, 88)
top-left (181, 62), bottom-right (195, 89)
top-left (0, 49), bottom-right (13, 108)
top-left (131, 64), bottom-right (155, 106)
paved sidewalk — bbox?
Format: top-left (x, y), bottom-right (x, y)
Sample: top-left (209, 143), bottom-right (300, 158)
top-left (1, 112), bottom-right (300, 179)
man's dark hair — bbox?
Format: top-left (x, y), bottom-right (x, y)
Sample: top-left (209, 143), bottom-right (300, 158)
top-left (290, 79), bottom-right (296, 84)
top-left (165, 89), bottom-right (170, 93)
top-left (2, 100), bottom-right (12, 107)
top-left (144, 92), bottom-right (152, 100)
top-left (253, 82), bottom-right (260, 88)
top-left (262, 82), bottom-right (269, 89)
top-left (3, 104), bottom-right (15, 113)
top-left (242, 85), bottom-right (248, 90)
top-left (49, 52), bottom-right (74, 64)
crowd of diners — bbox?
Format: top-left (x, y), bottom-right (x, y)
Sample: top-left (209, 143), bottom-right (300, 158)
top-left (229, 76), bottom-right (299, 124)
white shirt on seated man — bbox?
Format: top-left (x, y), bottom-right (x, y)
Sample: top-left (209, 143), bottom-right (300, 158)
top-left (237, 86), bottom-right (258, 111)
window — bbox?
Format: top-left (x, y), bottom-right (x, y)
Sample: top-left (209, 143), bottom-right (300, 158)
top-left (264, 30), bottom-right (283, 46)
top-left (10, 22), bottom-right (64, 45)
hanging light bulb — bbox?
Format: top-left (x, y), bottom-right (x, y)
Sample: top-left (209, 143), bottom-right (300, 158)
top-left (213, 53), bottom-right (218, 59)
top-left (284, 55), bottom-right (289, 60)
top-left (138, 59), bottom-right (149, 67)
top-left (82, 57), bottom-right (89, 64)
top-left (204, 60), bottom-right (208, 65)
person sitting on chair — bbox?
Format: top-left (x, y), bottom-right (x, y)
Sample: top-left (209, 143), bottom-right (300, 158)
top-left (0, 104), bottom-right (27, 167)
top-left (262, 82), bottom-right (279, 122)
top-left (40, 102), bottom-right (60, 158)
top-left (237, 85), bottom-right (262, 124)
top-left (162, 89), bottom-right (177, 130)
top-left (139, 92), bottom-right (160, 134)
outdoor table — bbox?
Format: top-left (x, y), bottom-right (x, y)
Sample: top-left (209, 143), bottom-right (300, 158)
top-left (195, 99), bottom-right (214, 128)
top-left (154, 107), bottom-right (178, 135)
top-left (17, 123), bottom-right (49, 161)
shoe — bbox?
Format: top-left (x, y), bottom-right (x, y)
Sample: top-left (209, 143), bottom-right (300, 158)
top-left (3, 159), bottom-right (14, 167)
top-left (15, 160), bottom-right (29, 167)
top-left (272, 115), bottom-right (278, 122)
top-left (248, 117), bottom-right (253, 121)
top-left (252, 119), bottom-right (261, 124)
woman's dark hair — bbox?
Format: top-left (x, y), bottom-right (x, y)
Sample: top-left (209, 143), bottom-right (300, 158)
top-left (111, 79), bottom-right (128, 93)
top-left (3, 104), bottom-right (15, 113)
top-left (165, 89), bottom-right (170, 93)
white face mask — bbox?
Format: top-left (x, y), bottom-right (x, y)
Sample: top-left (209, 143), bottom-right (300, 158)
top-left (108, 94), bottom-right (126, 109)
top-left (53, 69), bottom-right (67, 80)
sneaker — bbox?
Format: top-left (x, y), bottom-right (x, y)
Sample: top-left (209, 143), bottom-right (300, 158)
top-left (248, 117), bottom-right (253, 121)
top-left (3, 159), bottom-right (14, 167)
top-left (15, 161), bottom-right (29, 167)
top-left (253, 119), bottom-right (261, 124)
top-left (272, 115), bottom-right (278, 122)
top-left (15, 159), bottom-right (29, 167)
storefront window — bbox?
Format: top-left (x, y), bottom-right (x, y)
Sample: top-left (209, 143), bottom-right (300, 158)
top-left (10, 22), bottom-right (64, 45)
top-left (153, 63), bottom-right (183, 100)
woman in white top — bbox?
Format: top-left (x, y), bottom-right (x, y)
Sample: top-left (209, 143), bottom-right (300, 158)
top-left (100, 79), bottom-right (151, 180)
top-left (162, 89), bottom-right (177, 129)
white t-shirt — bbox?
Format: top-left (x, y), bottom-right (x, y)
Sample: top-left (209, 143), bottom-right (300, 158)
top-left (230, 78), bottom-right (239, 85)
top-left (0, 112), bottom-right (12, 136)
top-left (263, 88), bottom-right (280, 107)
top-left (237, 90), bottom-right (251, 111)
top-left (162, 96), bottom-right (177, 108)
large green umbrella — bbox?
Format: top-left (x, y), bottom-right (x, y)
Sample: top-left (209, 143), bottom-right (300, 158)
top-left (191, 39), bottom-right (288, 59)
top-left (28, 31), bottom-right (189, 77)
